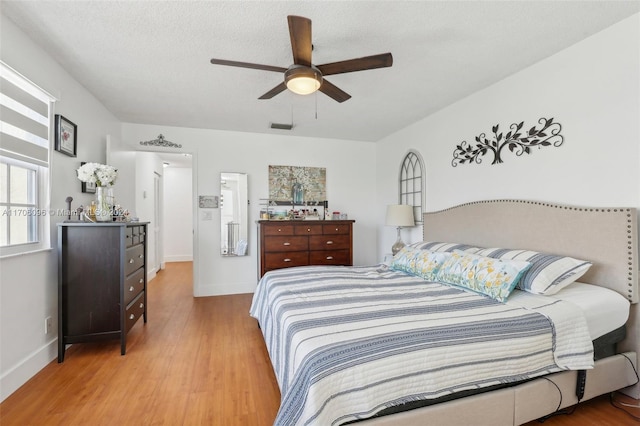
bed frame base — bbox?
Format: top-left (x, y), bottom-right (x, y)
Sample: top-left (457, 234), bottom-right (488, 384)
top-left (361, 352), bottom-right (637, 426)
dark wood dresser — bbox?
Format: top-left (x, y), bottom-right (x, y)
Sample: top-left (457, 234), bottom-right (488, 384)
top-left (257, 220), bottom-right (354, 278)
top-left (57, 222), bottom-right (148, 362)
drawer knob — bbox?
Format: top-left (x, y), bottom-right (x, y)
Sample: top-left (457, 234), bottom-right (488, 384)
top-left (139, 254), bottom-right (143, 259)
top-left (278, 228), bottom-right (282, 232)
top-left (129, 259), bottom-right (134, 264)
top-left (326, 241), bottom-right (334, 245)
top-left (139, 278), bottom-right (143, 284)
top-left (307, 228), bottom-right (311, 232)
top-left (283, 242), bottom-right (291, 246)
top-left (129, 314), bottom-right (135, 320)
top-left (335, 228), bottom-right (339, 231)
top-left (284, 258), bottom-right (291, 262)
top-left (129, 286), bottom-right (134, 292)
top-left (140, 303), bottom-right (144, 308)
top-left (326, 256), bottom-right (334, 260)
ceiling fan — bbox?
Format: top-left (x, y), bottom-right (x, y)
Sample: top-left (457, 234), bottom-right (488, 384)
top-left (210, 15), bottom-right (393, 103)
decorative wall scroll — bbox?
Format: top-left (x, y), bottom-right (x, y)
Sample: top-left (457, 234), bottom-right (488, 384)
top-left (268, 165), bottom-right (326, 203)
top-left (451, 117), bottom-right (563, 167)
top-left (139, 134), bottom-right (182, 148)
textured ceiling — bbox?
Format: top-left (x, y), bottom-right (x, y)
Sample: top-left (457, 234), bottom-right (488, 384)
top-left (2, 1), bottom-right (639, 142)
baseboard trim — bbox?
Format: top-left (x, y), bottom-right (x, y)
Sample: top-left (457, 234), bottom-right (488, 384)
top-left (1, 338), bottom-right (57, 402)
top-left (164, 255), bottom-right (193, 262)
top-left (195, 281), bottom-right (255, 297)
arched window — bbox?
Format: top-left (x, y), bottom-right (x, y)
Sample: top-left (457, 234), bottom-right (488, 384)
top-left (399, 150), bottom-right (425, 225)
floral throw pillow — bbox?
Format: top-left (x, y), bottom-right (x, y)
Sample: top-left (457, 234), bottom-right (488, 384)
top-left (435, 250), bottom-right (532, 302)
top-left (390, 247), bottom-right (452, 282)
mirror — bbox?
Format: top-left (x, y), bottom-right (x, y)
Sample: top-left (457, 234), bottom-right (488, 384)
top-left (220, 172), bottom-right (248, 256)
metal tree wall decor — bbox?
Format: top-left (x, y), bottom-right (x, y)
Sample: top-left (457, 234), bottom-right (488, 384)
top-left (451, 117), bottom-right (563, 167)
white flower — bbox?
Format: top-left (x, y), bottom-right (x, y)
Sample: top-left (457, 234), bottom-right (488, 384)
top-left (77, 163), bottom-right (117, 186)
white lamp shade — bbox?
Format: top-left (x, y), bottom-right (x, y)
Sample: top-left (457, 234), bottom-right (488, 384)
top-left (284, 65), bottom-right (323, 95)
top-left (385, 204), bottom-right (415, 227)
top-left (286, 76), bottom-right (321, 95)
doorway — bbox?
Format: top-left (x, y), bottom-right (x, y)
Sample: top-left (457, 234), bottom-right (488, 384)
top-left (153, 171), bottom-right (162, 272)
top-left (158, 153), bottom-right (194, 268)
top-left (107, 145), bottom-right (195, 289)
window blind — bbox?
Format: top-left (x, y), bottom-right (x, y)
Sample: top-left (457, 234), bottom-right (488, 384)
top-left (0, 61), bottom-right (54, 167)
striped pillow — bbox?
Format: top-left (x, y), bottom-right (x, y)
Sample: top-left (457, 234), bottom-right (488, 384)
top-left (408, 241), bottom-right (483, 254)
top-left (476, 248), bottom-right (592, 295)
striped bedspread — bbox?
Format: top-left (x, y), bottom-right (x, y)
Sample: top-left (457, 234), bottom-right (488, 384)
top-left (249, 265), bottom-right (594, 426)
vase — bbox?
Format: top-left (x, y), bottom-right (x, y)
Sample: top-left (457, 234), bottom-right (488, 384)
top-left (292, 182), bottom-right (304, 204)
top-left (95, 186), bottom-right (112, 222)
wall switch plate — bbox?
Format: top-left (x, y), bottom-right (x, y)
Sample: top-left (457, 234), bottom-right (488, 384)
top-left (45, 316), bottom-right (52, 334)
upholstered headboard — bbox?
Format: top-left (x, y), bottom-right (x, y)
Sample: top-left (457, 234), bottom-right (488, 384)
top-left (422, 200), bottom-right (638, 303)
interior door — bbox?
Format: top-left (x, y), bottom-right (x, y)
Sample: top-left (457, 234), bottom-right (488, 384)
top-left (153, 171), bottom-right (163, 271)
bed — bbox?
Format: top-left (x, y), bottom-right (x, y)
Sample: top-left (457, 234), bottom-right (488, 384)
top-left (250, 200), bottom-right (639, 425)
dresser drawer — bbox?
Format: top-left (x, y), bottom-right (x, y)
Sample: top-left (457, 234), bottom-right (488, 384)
top-left (133, 226), bottom-right (145, 245)
top-left (263, 224), bottom-right (295, 236)
top-left (264, 252), bottom-right (309, 270)
top-left (309, 235), bottom-right (350, 251)
top-left (125, 227), bottom-right (134, 247)
top-left (309, 250), bottom-right (350, 265)
top-left (125, 292), bottom-right (145, 333)
top-left (124, 268), bottom-right (145, 306)
top-left (264, 236), bottom-right (308, 252)
top-left (322, 224), bottom-right (351, 235)
top-left (125, 244), bottom-right (145, 276)
top-left (294, 224), bottom-right (323, 235)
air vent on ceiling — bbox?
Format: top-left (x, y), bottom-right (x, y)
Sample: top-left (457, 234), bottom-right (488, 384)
top-left (270, 122), bottom-right (293, 130)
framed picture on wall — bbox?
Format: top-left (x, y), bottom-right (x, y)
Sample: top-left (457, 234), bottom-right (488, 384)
top-left (80, 162), bottom-right (96, 193)
top-left (54, 114), bottom-right (77, 157)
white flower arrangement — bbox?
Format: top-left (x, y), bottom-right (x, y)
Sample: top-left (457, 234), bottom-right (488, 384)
top-left (76, 162), bottom-right (118, 187)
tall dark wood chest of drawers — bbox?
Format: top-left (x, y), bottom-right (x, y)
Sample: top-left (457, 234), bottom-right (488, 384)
top-left (57, 222), bottom-right (148, 362)
top-left (257, 220), bottom-right (354, 278)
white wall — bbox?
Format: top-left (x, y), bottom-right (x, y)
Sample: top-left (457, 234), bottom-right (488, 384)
top-left (0, 14), bottom-right (122, 401)
top-left (376, 14), bottom-right (640, 260)
top-left (107, 147), bottom-right (136, 213)
top-left (163, 167), bottom-right (193, 262)
top-left (120, 123), bottom-right (379, 296)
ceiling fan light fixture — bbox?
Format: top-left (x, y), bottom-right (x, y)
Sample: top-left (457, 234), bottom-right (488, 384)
top-left (284, 65), bottom-right (322, 95)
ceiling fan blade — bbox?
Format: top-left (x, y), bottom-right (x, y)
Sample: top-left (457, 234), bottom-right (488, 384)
top-left (210, 58), bottom-right (287, 73)
top-left (319, 80), bottom-right (351, 103)
top-left (288, 15), bottom-right (312, 67)
top-left (316, 53), bottom-right (393, 76)
top-left (258, 82), bottom-right (288, 100)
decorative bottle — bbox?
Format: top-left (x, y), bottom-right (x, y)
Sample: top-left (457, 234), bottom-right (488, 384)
top-left (292, 182), bottom-right (304, 205)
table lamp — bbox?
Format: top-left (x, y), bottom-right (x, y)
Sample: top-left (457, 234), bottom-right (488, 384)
top-left (386, 204), bottom-right (415, 256)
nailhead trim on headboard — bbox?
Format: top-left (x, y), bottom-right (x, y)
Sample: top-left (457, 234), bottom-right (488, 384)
top-left (423, 199), bottom-right (639, 302)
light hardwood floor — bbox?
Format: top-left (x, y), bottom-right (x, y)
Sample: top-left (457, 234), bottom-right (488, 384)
top-left (1, 262), bottom-right (638, 425)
